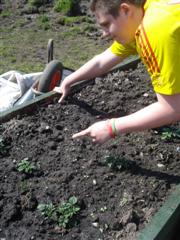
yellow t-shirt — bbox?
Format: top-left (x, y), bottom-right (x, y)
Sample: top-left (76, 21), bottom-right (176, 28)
top-left (110, 0), bottom-right (180, 95)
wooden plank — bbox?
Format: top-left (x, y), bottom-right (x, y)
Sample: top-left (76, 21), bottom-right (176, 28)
top-left (0, 91), bottom-right (57, 123)
top-left (138, 184), bottom-right (180, 240)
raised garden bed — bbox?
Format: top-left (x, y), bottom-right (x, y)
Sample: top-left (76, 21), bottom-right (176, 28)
top-left (0, 62), bottom-right (180, 240)
top-left (139, 184), bottom-right (180, 240)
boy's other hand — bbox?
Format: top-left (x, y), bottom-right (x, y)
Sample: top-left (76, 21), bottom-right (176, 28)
top-left (53, 81), bottom-right (71, 103)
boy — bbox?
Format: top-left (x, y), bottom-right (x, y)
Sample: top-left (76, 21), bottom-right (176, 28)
top-left (54, 0), bottom-right (180, 144)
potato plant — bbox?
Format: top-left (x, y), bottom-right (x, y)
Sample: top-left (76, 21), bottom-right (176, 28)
top-left (160, 127), bottom-right (180, 140)
top-left (0, 137), bottom-right (9, 156)
top-left (17, 158), bottom-right (36, 174)
top-left (38, 196), bottom-right (80, 228)
top-left (104, 155), bottom-right (135, 171)
top-left (54, 0), bottom-right (81, 16)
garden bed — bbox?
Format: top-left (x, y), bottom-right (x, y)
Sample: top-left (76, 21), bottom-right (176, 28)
top-left (0, 63), bottom-right (180, 240)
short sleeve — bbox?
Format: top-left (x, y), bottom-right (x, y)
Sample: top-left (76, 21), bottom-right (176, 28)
top-left (110, 41), bottom-right (137, 58)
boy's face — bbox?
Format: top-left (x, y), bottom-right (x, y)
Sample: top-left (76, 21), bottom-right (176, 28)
top-left (95, 3), bottom-right (141, 45)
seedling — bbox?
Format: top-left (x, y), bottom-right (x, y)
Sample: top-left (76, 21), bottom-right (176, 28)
top-left (160, 127), bottom-right (180, 140)
top-left (17, 158), bottom-right (36, 174)
top-left (0, 137), bottom-right (8, 155)
top-left (100, 206), bottom-right (107, 212)
top-left (104, 155), bottom-right (134, 171)
top-left (38, 196), bottom-right (80, 229)
top-left (119, 197), bottom-right (129, 207)
top-left (37, 203), bottom-right (56, 220)
top-left (20, 180), bottom-right (29, 193)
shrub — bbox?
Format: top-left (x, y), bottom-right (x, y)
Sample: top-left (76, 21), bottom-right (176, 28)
top-left (28, 0), bottom-right (45, 8)
top-left (54, 0), bottom-right (73, 14)
top-left (54, 0), bottom-right (81, 16)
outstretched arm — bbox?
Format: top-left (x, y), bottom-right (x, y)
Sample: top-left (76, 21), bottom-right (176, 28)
top-left (115, 93), bottom-right (180, 133)
top-left (73, 93), bottom-right (180, 143)
top-left (54, 48), bottom-right (123, 102)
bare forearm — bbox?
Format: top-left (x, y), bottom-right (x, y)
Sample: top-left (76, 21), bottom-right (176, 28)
top-left (65, 49), bottom-right (122, 85)
top-left (115, 101), bottom-right (180, 134)
top-left (65, 56), bottom-right (106, 84)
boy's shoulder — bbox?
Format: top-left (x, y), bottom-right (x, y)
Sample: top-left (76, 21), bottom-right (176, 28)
top-left (143, 0), bottom-right (180, 33)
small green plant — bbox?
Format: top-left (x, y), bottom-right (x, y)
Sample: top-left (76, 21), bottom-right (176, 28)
top-left (100, 206), bottom-right (107, 212)
top-left (38, 196), bottom-right (80, 228)
top-left (37, 203), bottom-right (56, 219)
top-left (56, 196), bottom-right (80, 228)
top-left (119, 196), bottom-right (129, 207)
top-left (104, 155), bottom-right (133, 171)
top-left (0, 137), bottom-right (8, 155)
top-left (17, 158), bottom-right (36, 174)
top-left (160, 127), bottom-right (180, 140)
top-left (20, 180), bottom-right (29, 193)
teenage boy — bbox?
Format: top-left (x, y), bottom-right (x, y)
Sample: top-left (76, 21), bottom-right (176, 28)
top-left (54, 0), bottom-right (180, 144)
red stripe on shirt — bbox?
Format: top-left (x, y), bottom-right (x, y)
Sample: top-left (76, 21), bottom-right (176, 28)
top-left (138, 33), bottom-right (155, 74)
top-left (141, 24), bottom-right (161, 73)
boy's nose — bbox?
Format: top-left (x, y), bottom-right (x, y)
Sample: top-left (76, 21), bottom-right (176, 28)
top-left (102, 30), bottom-right (110, 38)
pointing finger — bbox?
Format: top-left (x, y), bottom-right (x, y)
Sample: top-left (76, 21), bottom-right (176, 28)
top-left (72, 128), bottom-right (90, 139)
top-left (58, 93), bottom-right (65, 103)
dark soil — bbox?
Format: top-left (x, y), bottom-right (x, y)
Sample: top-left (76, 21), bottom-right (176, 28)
top-left (0, 63), bottom-right (180, 240)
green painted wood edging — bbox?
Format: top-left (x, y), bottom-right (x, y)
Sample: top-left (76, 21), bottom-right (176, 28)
top-left (0, 91), bottom-right (58, 123)
top-left (0, 78), bottom-right (94, 123)
top-left (138, 184), bottom-right (180, 240)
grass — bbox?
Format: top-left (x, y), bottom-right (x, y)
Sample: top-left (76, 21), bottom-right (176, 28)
top-left (0, 6), bottom-right (108, 74)
top-left (57, 15), bottom-right (92, 26)
top-left (0, 26), bottom-right (106, 74)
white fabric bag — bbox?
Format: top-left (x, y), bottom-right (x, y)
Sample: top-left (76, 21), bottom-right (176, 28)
top-left (0, 71), bottom-right (42, 112)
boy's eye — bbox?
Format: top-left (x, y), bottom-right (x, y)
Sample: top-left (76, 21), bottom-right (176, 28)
top-left (99, 21), bottom-right (110, 28)
top-left (102, 22), bottom-right (109, 27)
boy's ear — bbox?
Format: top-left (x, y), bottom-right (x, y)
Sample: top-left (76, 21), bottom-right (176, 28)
top-left (120, 3), bottom-right (131, 16)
